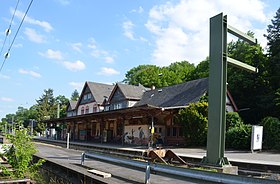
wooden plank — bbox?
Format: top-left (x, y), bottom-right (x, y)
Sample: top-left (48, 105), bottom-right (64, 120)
top-left (87, 169), bottom-right (111, 178)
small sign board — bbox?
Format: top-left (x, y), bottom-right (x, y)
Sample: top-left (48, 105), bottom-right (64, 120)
top-left (251, 125), bottom-right (263, 152)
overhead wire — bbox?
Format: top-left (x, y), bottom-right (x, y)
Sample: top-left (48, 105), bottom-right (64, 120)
top-left (0, 0), bottom-right (20, 57)
top-left (0, 0), bottom-right (34, 72)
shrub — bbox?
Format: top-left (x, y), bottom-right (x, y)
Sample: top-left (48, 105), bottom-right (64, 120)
top-left (226, 112), bottom-right (242, 131)
top-left (226, 122), bottom-right (252, 150)
top-left (260, 116), bottom-right (280, 150)
top-left (0, 129), bottom-right (45, 179)
top-left (178, 102), bottom-right (208, 146)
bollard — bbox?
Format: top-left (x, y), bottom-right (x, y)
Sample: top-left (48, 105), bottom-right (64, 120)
top-left (66, 133), bottom-right (70, 149)
top-left (145, 161), bottom-right (151, 184)
top-left (81, 152), bottom-right (85, 165)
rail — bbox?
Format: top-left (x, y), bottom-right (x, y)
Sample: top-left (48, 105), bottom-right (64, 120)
top-left (81, 152), bottom-right (278, 184)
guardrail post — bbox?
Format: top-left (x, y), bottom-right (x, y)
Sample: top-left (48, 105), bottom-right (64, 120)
top-left (81, 152), bottom-right (85, 165)
top-left (145, 161), bottom-right (151, 184)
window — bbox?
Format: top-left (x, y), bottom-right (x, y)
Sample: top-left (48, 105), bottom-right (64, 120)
top-left (85, 106), bottom-right (89, 114)
top-left (93, 106), bottom-right (97, 113)
top-left (81, 107), bottom-right (85, 115)
top-left (167, 127), bottom-right (171, 136)
top-left (83, 93), bottom-right (92, 101)
top-left (158, 127), bottom-right (162, 133)
top-left (172, 127), bottom-right (177, 136)
top-left (113, 103), bottom-right (122, 110)
top-left (105, 106), bottom-right (110, 111)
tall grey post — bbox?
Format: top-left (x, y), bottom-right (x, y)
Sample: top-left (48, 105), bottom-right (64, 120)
top-left (203, 13), bottom-right (257, 166)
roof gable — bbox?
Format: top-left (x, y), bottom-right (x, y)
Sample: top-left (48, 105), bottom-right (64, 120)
top-left (108, 83), bottom-right (147, 102)
top-left (87, 82), bottom-right (114, 104)
top-left (67, 100), bottom-right (77, 111)
top-left (76, 81), bottom-right (114, 107)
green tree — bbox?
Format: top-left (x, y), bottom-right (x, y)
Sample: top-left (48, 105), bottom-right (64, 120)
top-left (123, 61), bottom-right (195, 88)
top-left (123, 64), bottom-right (161, 87)
top-left (264, 8), bottom-right (280, 118)
top-left (1, 129), bottom-right (44, 179)
top-left (55, 95), bottom-right (69, 118)
top-left (190, 57), bottom-right (209, 80)
top-left (227, 33), bottom-right (269, 123)
top-left (35, 89), bottom-right (56, 132)
top-left (71, 89), bottom-right (80, 101)
top-left (14, 107), bottom-right (29, 129)
top-left (165, 61), bottom-right (195, 85)
top-left (178, 102), bottom-right (208, 146)
top-left (264, 8), bottom-right (280, 90)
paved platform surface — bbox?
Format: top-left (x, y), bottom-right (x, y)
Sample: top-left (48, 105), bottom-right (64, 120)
top-left (35, 142), bottom-right (211, 184)
top-left (35, 137), bottom-right (280, 168)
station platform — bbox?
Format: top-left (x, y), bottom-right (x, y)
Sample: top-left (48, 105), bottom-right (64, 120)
top-left (34, 137), bottom-right (280, 169)
top-left (34, 138), bottom-right (280, 183)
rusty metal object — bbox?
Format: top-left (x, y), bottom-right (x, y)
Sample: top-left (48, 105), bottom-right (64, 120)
top-left (147, 149), bottom-right (187, 166)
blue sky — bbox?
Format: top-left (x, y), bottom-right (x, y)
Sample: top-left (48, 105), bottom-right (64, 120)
top-left (0, 0), bottom-right (278, 119)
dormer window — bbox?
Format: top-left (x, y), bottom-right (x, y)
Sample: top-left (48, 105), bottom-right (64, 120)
top-left (85, 106), bottom-right (89, 114)
top-left (83, 93), bottom-right (92, 101)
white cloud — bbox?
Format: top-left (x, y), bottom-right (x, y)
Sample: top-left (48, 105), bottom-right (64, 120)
top-left (24, 28), bottom-right (45, 43)
top-left (39, 49), bottom-right (64, 60)
top-left (62, 60), bottom-right (86, 71)
top-left (70, 42), bottom-right (83, 53)
top-left (19, 69), bottom-right (42, 78)
top-left (88, 37), bottom-right (115, 63)
top-left (87, 38), bottom-right (97, 49)
top-left (0, 74), bottom-right (10, 79)
top-left (69, 82), bottom-right (84, 90)
top-left (146, 0), bottom-right (268, 66)
top-left (0, 97), bottom-right (14, 102)
top-left (13, 9), bottom-right (53, 32)
top-left (123, 20), bottom-right (136, 40)
top-left (130, 6), bottom-right (144, 14)
top-left (13, 43), bottom-right (23, 48)
top-left (97, 67), bottom-right (120, 76)
top-left (104, 56), bottom-right (114, 63)
top-left (55, 0), bottom-right (70, 6)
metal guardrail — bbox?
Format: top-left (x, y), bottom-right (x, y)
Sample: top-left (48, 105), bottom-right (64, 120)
top-left (81, 152), bottom-right (278, 184)
top-left (0, 179), bottom-right (31, 184)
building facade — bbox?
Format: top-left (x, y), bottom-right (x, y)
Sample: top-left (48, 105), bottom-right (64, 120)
top-left (47, 78), bottom-right (237, 146)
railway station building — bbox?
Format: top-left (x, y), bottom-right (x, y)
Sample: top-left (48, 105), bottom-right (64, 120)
top-left (45, 78), bottom-right (237, 146)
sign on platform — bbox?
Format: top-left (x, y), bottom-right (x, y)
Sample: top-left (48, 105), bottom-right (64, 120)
top-left (251, 125), bottom-right (263, 152)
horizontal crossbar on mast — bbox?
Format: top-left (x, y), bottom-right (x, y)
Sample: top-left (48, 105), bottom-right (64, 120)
top-left (227, 57), bottom-right (258, 73)
top-left (227, 24), bottom-right (257, 45)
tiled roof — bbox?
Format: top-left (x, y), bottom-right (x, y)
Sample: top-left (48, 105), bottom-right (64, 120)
top-left (136, 78), bottom-right (208, 108)
top-left (116, 83), bottom-right (147, 100)
top-left (87, 82), bottom-right (114, 104)
top-left (69, 100), bottom-right (77, 110)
